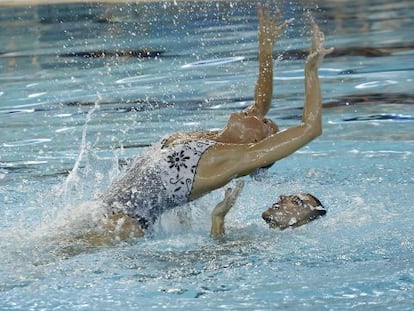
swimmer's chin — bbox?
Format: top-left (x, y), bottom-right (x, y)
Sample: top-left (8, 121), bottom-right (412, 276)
top-left (265, 221), bottom-right (287, 230)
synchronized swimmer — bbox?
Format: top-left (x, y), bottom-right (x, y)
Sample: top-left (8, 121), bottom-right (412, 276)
top-left (84, 4), bottom-right (332, 242)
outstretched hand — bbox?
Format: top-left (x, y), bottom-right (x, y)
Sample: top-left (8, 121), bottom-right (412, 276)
top-left (306, 14), bottom-right (334, 68)
top-left (214, 180), bottom-right (244, 218)
top-left (210, 180), bottom-right (244, 237)
top-left (257, 3), bottom-right (293, 53)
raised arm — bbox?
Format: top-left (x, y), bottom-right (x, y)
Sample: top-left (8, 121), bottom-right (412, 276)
top-left (210, 180), bottom-right (244, 237)
top-left (245, 4), bottom-right (293, 117)
top-left (191, 18), bottom-right (333, 199)
top-left (302, 17), bottom-right (334, 126)
top-left (241, 18), bottom-right (334, 171)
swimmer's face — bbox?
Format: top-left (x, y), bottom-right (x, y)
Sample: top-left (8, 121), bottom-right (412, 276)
top-left (262, 193), bottom-right (326, 230)
top-left (224, 112), bottom-right (278, 143)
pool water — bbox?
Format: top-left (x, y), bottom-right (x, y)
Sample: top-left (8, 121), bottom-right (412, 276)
top-left (1, 0), bottom-right (414, 309)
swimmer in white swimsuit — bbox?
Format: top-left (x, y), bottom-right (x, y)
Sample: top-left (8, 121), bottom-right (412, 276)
top-left (99, 4), bottom-right (333, 239)
top-left (102, 139), bottom-right (216, 230)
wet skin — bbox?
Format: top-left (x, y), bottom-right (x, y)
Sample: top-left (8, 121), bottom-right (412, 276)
top-left (262, 193), bottom-right (327, 230)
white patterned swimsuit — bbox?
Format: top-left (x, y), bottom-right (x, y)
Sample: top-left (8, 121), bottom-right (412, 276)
top-left (102, 138), bottom-right (216, 230)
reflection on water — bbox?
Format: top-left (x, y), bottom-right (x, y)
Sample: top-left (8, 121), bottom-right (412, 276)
top-left (0, 0), bottom-right (414, 310)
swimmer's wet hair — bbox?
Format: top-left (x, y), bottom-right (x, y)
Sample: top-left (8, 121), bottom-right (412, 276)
top-left (306, 193), bottom-right (327, 216)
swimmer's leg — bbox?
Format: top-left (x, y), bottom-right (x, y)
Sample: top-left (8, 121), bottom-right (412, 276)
top-left (76, 213), bottom-right (145, 246)
top-left (104, 213), bottom-right (145, 241)
top-left (210, 180), bottom-right (244, 237)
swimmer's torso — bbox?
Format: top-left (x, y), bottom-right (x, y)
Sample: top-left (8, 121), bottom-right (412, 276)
top-left (102, 138), bottom-right (216, 229)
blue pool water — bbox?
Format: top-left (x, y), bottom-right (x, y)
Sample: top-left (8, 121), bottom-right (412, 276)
top-left (1, 0), bottom-right (414, 309)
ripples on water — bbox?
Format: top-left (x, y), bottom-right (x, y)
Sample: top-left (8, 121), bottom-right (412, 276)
top-left (0, 0), bottom-right (414, 310)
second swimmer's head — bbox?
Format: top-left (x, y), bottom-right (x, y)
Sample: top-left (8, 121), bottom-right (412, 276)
top-left (262, 193), bottom-right (326, 230)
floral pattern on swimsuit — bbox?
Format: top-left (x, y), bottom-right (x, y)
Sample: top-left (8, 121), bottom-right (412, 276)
top-left (159, 139), bottom-right (216, 204)
top-left (102, 138), bottom-right (216, 230)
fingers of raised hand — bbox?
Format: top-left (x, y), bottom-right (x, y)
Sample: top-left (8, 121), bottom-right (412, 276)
top-left (223, 180), bottom-right (244, 204)
top-left (257, 3), bottom-right (273, 27)
top-left (231, 180), bottom-right (244, 197)
top-left (258, 3), bottom-right (285, 33)
top-left (310, 26), bottom-right (324, 51)
top-left (307, 46), bottom-right (334, 67)
top-left (272, 17), bottom-right (294, 40)
top-left (322, 46), bottom-right (335, 57)
top-left (279, 18), bottom-right (294, 30)
top-left (311, 26), bottom-right (334, 59)
top-left (257, 3), bottom-right (264, 23)
top-left (308, 16), bottom-right (334, 58)
top-left (257, 3), bottom-right (272, 20)
top-left (224, 187), bottom-right (233, 198)
top-left (235, 180), bottom-right (245, 190)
